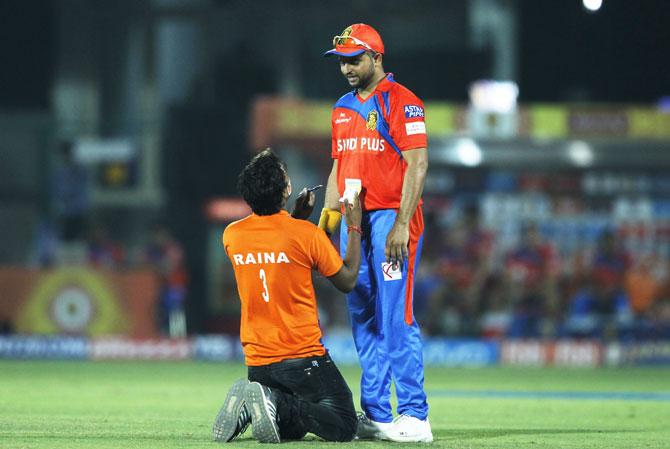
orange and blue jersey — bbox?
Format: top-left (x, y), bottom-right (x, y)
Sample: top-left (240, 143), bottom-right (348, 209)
top-left (331, 73), bottom-right (427, 211)
top-left (331, 73), bottom-right (429, 423)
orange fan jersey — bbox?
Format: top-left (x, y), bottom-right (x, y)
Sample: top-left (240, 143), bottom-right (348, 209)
top-left (222, 210), bottom-right (343, 366)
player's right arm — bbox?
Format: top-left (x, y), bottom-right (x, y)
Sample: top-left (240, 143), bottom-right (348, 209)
top-left (324, 159), bottom-right (340, 209)
top-left (327, 192), bottom-right (361, 293)
top-left (318, 159), bottom-right (342, 235)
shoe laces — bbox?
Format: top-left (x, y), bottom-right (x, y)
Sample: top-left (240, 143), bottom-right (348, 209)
top-left (392, 414), bottom-right (416, 425)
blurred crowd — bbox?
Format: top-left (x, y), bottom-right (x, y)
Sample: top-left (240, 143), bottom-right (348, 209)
top-left (25, 141), bottom-right (670, 342)
top-left (30, 190), bottom-right (670, 341)
top-left (30, 203), bottom-right (670, 341)
top-left (409, 205), bottom-right (670, 341)
top-left (32, 218), bottom-right (188, 338)
top-left (24, 141), bottom-right (189, 337)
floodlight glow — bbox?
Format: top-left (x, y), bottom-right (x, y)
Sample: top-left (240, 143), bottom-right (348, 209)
top-left (469, 80), bottom-right (519, 114)
top-left (567, 140), bottom-right (594, 167)
top-left (583, 0), bottom-right (603, 12)
top-left (455, 138), bottom-right (483, 167)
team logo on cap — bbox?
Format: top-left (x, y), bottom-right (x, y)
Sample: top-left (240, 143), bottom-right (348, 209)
top-left (341, 26), bottom-right (353, 38)
top-left (366, 110), bottom-right (378, 131)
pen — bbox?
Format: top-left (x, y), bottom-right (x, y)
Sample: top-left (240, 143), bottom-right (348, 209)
top-left (306, 184), bottom-right (324, 192)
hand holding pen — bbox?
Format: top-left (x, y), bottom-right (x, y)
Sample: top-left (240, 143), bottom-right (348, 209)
top-left (291, 184), bottom-right (323, 220)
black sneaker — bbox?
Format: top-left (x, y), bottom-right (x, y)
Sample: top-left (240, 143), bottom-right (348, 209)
top-left (212, 379), bottom-right (251, 442)
top-left (244, 382), bottom-right (280, 444)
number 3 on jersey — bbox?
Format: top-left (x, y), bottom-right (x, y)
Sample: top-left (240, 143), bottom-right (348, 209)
top-left (259, 268), bottom-right (270, 302)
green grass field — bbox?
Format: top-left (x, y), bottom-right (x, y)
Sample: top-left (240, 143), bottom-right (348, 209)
top-left (1, 361), bottom-right (669, 449)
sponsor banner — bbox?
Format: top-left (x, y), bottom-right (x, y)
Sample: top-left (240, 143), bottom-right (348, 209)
top-left (91, 337), bottom-right (190, 360)
top-left (0, 335), bottom-right (88, 359)
top-left (629, 108), bottom-right (670, 138)
top-left (192, 335), bottom-right (240, 361)
top-left (501, 340), bottom-right (602, 367)
top-left (604, 343), bottom-right (624, 367)
top-left (552, 341), bottom-right (602, 367)
top-left (569, 110), bottom-right (628, 137)
top-left (613, 342), bottom-right (670, 366)
top-left (423, 339), bottom-right (499, 367)
top-left (404, 105), bottom-right (425, 118)
top-left (528, 105), bottom-right (568, 138)
top-left (405, 121), bottom-right (426, 136)
top-left (501, 340), bottom-right (548, 366)
top-left (319, 336), bottom-right (501, 367)
top-left (4, 335), bottom-right (669, 366)
top-left (467, 109), bottom-right (518, 139)
top-left (0, 267), bottom-right (159, 338)
top-left (252, 97), bottom-right (670, 150)
top-left (381, 262), bottom-right (402, 281)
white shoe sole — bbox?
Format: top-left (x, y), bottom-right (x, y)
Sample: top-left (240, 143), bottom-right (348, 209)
top-left (212, 379), bottom-right (249, 442)
top-left (385, 434), bottom-right (434, 443)
top-left (245, 382), bottom-right (280, 444)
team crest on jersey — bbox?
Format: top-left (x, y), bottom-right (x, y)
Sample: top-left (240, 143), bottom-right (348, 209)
top-left (365, 110), bottom-right (378, 131)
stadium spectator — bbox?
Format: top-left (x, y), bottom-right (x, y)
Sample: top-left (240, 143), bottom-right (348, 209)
top-left (562, 230), bottom-right (633, 339)
top-left (212, 149), bottom-right (361, 443)
top-left (460, 204), bottom-right (496, 270)
top-left (622, 256), bottom-right (670, 339)
top-left (414, 255), bottom-right (448, 335)
top-left (478, 276), bottom-right (513, 339)
top-left (425, 225), bottom-right (480, 335)
top-left (648, 294), bottom-right (670, 339)
top-left (143, 224), bottom-right (188, 338)
top-left (625, 255), bottom-right (667, 318)
top-left (87, 224), bottom-right (125, 269)
top-left (51, 141), bottom-right (90, 243)
top-left (592, 230), bottom-right (631, 290)
top-left (30, 221), bottom-right (59, 268)
top-left (504, 223), bottom-right (560, 337)
top-left (430, 206), bottom-right (494, 336)
top-left (410, 210), bottom-right (442, 328)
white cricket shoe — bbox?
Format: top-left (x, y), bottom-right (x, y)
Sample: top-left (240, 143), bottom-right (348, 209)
top-left (355, 412), bottom-right (393, 440)
top-left (384, 414), bottom-right (434, 443)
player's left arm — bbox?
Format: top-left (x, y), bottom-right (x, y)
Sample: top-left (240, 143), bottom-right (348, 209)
top-left (385, 147), bottom-right (428, 266)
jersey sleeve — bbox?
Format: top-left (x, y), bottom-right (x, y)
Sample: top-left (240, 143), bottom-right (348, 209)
top-left (388, 90), bottom-right (428, 151)
top-left (222, 226), bottom-right (232, 258)
top-left (310, 227), bottom-right (343, 277)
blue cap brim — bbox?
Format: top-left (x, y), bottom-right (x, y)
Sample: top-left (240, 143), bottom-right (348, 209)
top-left (323, 48), bottom-right (366, 57)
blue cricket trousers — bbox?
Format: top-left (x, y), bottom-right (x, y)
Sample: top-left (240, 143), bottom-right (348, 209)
top-left (339, 207), bottom-right (428, 422)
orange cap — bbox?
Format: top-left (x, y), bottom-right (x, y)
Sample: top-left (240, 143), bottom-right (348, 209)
top-left (324, 23), bottom-right (385, 57)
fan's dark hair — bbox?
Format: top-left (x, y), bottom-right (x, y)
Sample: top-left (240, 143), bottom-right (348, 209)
top-left (237, 149), bottom-right (288, 215)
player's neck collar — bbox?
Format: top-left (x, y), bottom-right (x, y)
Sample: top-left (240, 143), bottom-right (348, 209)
top-left (356, 72), bottom-right (394, 98)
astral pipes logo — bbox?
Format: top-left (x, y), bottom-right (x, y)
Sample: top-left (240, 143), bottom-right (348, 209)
top-left (404, 105), bottom-right (424, 118)
top-left (381, 262), bottom-right (402, 281)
